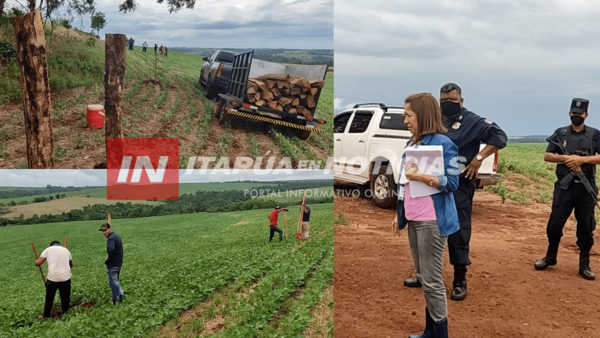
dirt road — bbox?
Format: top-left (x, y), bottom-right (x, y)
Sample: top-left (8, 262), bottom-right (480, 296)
top-left (334, 190), bottom-right (600, 337)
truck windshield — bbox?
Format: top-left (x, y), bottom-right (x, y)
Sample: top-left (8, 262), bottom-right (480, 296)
top-left (379, 113), bottom-right (408, 131)
top-left (217, 52), bottom-right (235, 63)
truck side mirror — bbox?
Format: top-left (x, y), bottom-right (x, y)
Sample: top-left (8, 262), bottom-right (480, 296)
top-left (202, 57), bottom-right (209, 61)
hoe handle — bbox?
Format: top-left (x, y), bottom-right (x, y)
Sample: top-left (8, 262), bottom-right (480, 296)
top-left (31, 242), bottom-right (46, 284)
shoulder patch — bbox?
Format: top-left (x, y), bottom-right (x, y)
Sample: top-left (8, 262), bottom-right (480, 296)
top-left (483, 118), bottom-right (493, 125)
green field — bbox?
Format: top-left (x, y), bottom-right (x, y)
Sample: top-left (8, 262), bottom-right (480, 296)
top-left (490, 143), bottom-right (600, 204)
top-left (0, 204), bottom-right (333, 337)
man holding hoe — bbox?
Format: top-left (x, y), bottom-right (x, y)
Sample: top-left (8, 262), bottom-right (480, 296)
top-left (299, 200), bottom-right (311, 240)
top-left (268, 206), bottom-right (288, 242)
top-left (35, 240), bottom-right (73, 320)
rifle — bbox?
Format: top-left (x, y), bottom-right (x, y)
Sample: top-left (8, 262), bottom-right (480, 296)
top-left (547, 134), bottom-right (600, 210)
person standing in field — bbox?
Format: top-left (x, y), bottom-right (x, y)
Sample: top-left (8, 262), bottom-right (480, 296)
top-left (100, 223), bottom-right (125, 305)
top-left (393, 93), bottom-right (460, 337)
top-left (268, 206), bottom-right (288, 242)
top-left (35, 240), bottom-right (73, 320)
top-left (128, 37), bottom-right (134, 51)
top-left (534, 98), bottom-right (599, 280)
top-left (299, 200), bottom-right (311, 240)
top-left (159, 45), bottom-right (164, 57)
top-left (165, 46), bottom-right (168, 57)
top-left (154, 43), bottom-right (157, 55)
top-left (403, 83), bottom-right (508, 302)
top-left (142, 41), bottom-right (147, 52)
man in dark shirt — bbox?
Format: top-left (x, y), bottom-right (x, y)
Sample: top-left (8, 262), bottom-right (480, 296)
top-left (534, 98), bottom-right (600, 280)
top-left (300, 201), bottom-right (311, 240)
top-left (100, 223), bottom-right (125, 304)
top-left (268, 206), bottom-right (288, 242)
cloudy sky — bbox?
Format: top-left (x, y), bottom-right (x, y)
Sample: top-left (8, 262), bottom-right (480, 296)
top-left (334, 0), bottom-right (600, 136)
top-left (0, 170), bottom-right (332, 187)
top-left (6, 0), bottom-right (332, 49)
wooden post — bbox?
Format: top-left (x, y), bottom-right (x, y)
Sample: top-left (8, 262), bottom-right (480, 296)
top-left (12, 9), bottom-right (55, 169)
top-left (284, 211), bottom-right (288, 240)
top-left (104, 34), bottom-right (126, 139)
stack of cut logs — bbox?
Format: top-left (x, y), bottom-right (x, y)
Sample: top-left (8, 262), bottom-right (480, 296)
top-left (246, 73), bottom-right (325, 118)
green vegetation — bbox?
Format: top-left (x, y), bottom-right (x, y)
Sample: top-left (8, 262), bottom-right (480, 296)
top-left (0, 204), bottom-right (333, 337)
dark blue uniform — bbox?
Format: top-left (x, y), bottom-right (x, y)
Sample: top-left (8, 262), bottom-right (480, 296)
top-left (545, 126), bottom-right (600, 252)
top-left (443, 108), bottom-right (507, 266)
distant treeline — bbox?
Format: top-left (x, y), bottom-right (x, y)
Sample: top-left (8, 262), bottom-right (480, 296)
top-left (254, 54), bottom-right (332, 66)
top-left (0, 189), bottom-right (333, 226)
top-left (169, 47), bottom-right (333, 66)
top-left (0, 186), bottom-right (98, 200)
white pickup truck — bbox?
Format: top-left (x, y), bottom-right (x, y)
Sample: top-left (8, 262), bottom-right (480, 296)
top-left (333, 103), bottom-right (500, 208)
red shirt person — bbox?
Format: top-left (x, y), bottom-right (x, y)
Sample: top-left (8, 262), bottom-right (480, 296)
top-left (268, 206), bottom-right (288, 242)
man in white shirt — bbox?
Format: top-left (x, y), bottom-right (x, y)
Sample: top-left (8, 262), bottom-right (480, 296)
top-left (35, 240), bottom-right (73, 320)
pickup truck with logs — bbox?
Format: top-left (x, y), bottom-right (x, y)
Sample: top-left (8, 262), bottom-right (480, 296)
top-left (207, 50), bottom-right (329, 140)
top-left (333, 103), bottom-right (500, 208)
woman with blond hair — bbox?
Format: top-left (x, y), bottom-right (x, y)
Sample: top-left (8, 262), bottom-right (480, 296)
top-left (392, 92), bottom-right (460, 338)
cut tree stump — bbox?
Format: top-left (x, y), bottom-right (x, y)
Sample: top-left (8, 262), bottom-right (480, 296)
top-left (12, 9), bottom-right (55, 168)
top-left (104, 34), bottom-right (126, 139)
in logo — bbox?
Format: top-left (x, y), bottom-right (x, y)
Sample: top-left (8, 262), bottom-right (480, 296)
top-left (106, 138), bottom-right (179, 200)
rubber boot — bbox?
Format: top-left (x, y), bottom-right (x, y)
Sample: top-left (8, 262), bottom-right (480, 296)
top-left (450, 265), bottom-right (467, 301)
top-left (404, 276), bottom-right (422, 288)
top-left (534, 245), bottom-right (558, 270)
top-left (579, 250), bottom-right (596, 280)
top-left (433, 318), bottom-right (448, 338)
top-left (408, 307), bottom-right (434, 338)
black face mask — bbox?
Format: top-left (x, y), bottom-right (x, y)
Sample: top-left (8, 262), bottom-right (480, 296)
top-left (571, 115), bottom-right (585, 126)
top-left (441, 101), bottom-right (462, 117)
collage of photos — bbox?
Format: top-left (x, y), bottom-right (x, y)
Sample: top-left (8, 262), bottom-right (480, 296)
top-left (1, 0), bottom-right (600, 337)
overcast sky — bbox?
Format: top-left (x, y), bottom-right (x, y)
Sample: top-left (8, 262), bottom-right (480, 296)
top-left (6, 0), bottom-right (332, 49)
top-left (0, 170), bottom-right (332, 187)
top-left (334, 0), bottom-right (600, 136)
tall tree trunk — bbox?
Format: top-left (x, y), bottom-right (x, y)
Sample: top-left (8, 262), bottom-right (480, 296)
top-left (11, 9), bottom-right (55, 168)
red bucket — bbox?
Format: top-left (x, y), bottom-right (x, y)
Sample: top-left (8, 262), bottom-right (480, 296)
top-left (87, 104), bottom-right (105, 128)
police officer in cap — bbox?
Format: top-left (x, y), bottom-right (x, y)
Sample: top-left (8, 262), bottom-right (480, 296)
top-left (534, 98), bottom-right (599, 280)
top-left (402, 83), bottom-right (508, 301)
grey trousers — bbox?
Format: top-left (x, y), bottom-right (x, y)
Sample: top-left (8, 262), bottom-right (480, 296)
top-left (408, 220), bottom-right (448, 322)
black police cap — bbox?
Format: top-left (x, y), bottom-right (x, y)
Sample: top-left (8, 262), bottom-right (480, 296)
top-left (570, 98), bottom-right (589, 114)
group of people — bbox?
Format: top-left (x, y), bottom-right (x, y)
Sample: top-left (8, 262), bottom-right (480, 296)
top-left (393, 83), bottom-right (597, 338)
top-left (268, 201), bottom-right (311, 242)
top-left (128, 40), bottom-right (168, 57)
top-left (35, 223), bottom-right (124, 320)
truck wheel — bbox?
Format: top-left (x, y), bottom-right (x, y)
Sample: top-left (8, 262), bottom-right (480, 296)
top-left (295, 129), bottom-right (311, 140)
top-left (213, 98), bottom-right (224, 119)
top-left (218, 107), bottom-right (233, 128)
top-left (370, 164), bottom-right (397, 209)
top-left (205, 78), bottom-right (216, 99)
top-left (199, 70), bottom-right (205, 88)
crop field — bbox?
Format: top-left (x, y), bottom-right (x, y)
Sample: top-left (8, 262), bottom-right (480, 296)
top-left (0, 26), bottom-right (333, 170)
top-left (0, 203), bottom-right (333, 337)
top-left (489, 143), bottom-right (600, 206)
top-left (0, 183), bottom-right (277, 206)
top-left (1, 196), bottom-right (161, 219)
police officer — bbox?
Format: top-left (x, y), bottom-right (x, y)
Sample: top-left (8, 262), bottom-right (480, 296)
top-left (402, 83), bottom-right (507, 302)
top-left (534, 98), bottom-right (599, 280)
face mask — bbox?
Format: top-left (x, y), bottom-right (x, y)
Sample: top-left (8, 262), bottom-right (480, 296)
top-left (571, 115), bottom-right (584, 126)
top-left (441, 101), bottom-right (462, 117)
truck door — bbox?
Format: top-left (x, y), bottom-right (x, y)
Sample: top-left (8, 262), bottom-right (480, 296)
top-left (341, 110), bottom-right (374, 173)
top-left (334, 111), bottom-right (353, 162)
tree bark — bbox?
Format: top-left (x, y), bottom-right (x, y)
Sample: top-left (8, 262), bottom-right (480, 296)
top-left (104, 34), bottom-right (126, 139)
top-left (12, 9), bottom-right (55, 169)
